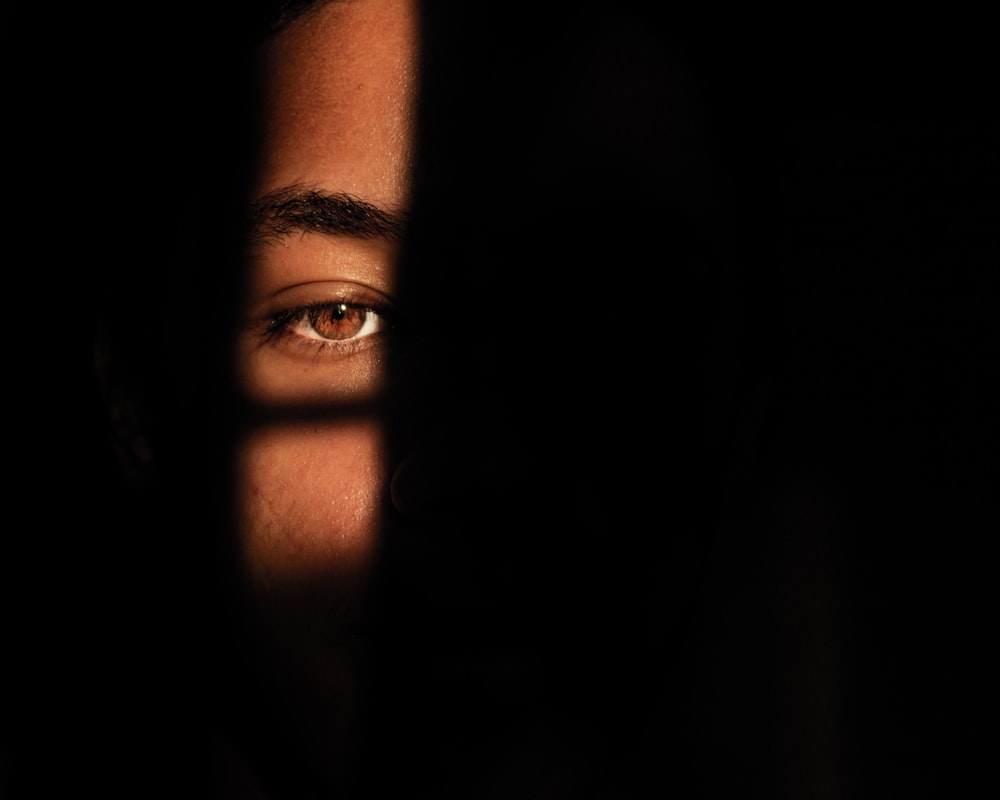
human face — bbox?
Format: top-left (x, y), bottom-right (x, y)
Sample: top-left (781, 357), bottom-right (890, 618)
top-left (230, 0), bottom-right (419, 789)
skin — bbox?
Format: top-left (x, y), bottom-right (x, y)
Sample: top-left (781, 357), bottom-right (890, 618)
top-left (229, 0), bottom-right (420, 791)
top-left (222, 4), bottom-right (686, 796)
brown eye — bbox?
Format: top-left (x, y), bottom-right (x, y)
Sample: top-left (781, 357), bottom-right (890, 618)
top-left (307, 303), bottom-right (370, 340)
top-left (259, 294), bottom-right (390, 350)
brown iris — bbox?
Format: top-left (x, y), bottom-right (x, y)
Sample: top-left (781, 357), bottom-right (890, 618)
top-left (307, 303), bottom-right (368, 340)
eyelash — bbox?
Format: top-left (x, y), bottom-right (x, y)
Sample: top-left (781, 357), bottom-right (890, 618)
top-left (261, 301), bottom-right (391, 353)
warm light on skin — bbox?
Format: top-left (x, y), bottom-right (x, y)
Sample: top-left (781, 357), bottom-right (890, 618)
top-left (237, 421), bottom-right (384, 583)
top-left (238, 233), bottom-right (399, 405)
top-left (237, 0), bottom-right (417, 577)
top-left (230, 1), bottom-right (420, 785)
top-left (255, 0), bottom-right (418, 208)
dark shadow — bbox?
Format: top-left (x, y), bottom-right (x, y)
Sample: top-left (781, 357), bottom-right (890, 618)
top-left (5, 4), bottom-right (998, 800)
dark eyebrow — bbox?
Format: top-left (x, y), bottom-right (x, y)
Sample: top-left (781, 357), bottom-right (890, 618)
top-left (251, 185), bottom-right (408, 243)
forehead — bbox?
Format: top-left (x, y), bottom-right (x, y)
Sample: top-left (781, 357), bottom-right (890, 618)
top-left (253, 0), bottom-right (420, 207)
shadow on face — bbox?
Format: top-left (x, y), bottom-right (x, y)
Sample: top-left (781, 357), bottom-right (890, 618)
top-left (65, 3), bottom-right (756, 799)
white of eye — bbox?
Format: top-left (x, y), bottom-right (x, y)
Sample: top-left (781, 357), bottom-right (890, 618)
top-left (292, 304), bottom-right (385, 342)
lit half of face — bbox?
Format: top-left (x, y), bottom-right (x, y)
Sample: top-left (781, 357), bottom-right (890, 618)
top-left (228, 0), bottom-right (420, 788)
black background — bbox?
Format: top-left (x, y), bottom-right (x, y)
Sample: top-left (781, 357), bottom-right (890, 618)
top-left (3, 3), bottom-right (997, 798)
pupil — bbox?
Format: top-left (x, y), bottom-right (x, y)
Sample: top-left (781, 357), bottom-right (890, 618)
top-left (330, 303), bottom-right (348, 320)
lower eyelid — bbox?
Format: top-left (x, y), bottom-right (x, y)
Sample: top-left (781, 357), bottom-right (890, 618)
top-left (286, 334), bottom-right (380, 355)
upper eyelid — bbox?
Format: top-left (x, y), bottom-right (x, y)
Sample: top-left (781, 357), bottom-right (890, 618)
top-left (255, 281), bottom-right (397, 314)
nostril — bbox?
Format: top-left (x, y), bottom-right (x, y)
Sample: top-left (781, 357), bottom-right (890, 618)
top-left (389, 452), bottom-right (433, 519)
top-left (388, 449), bottom-right (476, 521)
top-left (388, 436), bottom-right (513, 524)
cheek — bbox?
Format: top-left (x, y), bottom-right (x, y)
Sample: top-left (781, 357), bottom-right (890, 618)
top-left (236, 419), bottom-right (387, 585)
top-left (232, 418), bottom-right (389, 771)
